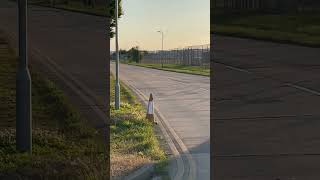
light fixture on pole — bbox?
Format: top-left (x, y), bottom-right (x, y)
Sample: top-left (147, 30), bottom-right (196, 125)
top-left (17, 0), bottom-right (32, 153)
top-left (157, 30), bottom-right (164, 68)
top-left (115, 0), bottom-right (120, 110)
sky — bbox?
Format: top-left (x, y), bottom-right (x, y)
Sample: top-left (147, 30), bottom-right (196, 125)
top-left (110, 0), bottom-right (210, 51)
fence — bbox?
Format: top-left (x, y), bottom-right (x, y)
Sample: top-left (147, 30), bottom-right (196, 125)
top-left (213, 0), bottom-right (320, 13)
top-left (140, 44), bottom-right (210, 67)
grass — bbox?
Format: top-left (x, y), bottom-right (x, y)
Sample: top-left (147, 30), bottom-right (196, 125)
top-left (0, 32), bottom-right (108, 179)
top-left (212, 10), bottom-right (320, 47)
top-left (126, 62), bottom-right (210, 77)
top-left (110, 75), bottom-right (168, 178)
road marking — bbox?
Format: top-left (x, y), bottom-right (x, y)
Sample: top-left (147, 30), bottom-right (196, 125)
top-left (285, 83), bottom-right (320, 96)
top-left (214, 61), bottom-right (251, 73)
top-left (215, 61), bottom-right (320, 97)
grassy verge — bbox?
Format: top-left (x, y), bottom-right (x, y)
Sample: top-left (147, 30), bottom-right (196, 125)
top-left (13, 0), bottom-right (108, 16)
top-left (212, 11), bottom-right (320, 47)
top-left (0, 33), bottom-right (107, 179)
top-left (110, 75), bottom-right (168, 178)
top-left (125, 62), bottom-right (210, 77)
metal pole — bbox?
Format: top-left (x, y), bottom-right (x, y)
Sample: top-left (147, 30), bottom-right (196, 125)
top-left (115, 0), bottom-right (120, 110)
top-left (161, 31), bottom-right (164, 67)
top-left (157, 30), bottom-right (164, 68)
top-left (17, 0), bottom-right (32, 153)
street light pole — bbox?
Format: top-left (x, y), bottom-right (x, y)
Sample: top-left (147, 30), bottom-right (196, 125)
top-left (115, 0), bottom-right (120, 110)
top-left (157, 30), bottom-right (164, 68)
top-left (16, 0), bottom-right (32, 153)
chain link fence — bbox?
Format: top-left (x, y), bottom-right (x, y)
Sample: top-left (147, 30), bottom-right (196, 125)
top-left (213, 0), bottom-right (320, 13)
top-left (140, 44), bottom-right (210, 67)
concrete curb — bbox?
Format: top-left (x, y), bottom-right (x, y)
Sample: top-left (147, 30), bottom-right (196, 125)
top-left (125, 63), bottom-right (210, 77)
top-left (213, 32), bottom-right (320, 48)
top-left (29, 3), bottom-right (107, 17)
top-left (123, 163), bottom-right (155, 180)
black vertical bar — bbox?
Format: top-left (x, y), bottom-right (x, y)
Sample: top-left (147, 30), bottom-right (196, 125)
top-left (16, 0), bottom-right (32, 153)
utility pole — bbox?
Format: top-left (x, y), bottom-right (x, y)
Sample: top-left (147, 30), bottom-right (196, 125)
top-left (16, 0), bottom-right (32, 153)
top-left (115, 0), bottom-right (120, 110)
top-left (157, 30), bottom-right (164, 68)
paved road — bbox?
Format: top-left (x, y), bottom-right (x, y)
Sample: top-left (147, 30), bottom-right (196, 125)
top-left (213, 35), bottom-right (320, 180)
top-left (111, 63), bottom-right (210, 179)
top-left (0, 1), bottom-right (108, 126)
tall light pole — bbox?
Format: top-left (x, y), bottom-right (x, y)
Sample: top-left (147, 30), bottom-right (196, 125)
top-left (157, 30), bottom-right (164, 68)
top-left (17, 0), bottom-right (32, 153)
top-left (115, 0), bottom-right (120, 110)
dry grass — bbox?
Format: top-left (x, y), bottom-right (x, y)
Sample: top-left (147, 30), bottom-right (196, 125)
top-left (110, 153), bottom-right (151, 178)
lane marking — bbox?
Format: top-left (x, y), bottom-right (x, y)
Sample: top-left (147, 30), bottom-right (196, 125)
top-left (285, 83), bottom-right (320, 96)
top-left (215, 61), bottom-right (320, 97)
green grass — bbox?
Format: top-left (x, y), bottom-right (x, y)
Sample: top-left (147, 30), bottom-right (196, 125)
top-left (110, 75), bottom-right (168, 178)
top-left (26, 0), bottom-right (107, 16)
top-left (126, 62), bottom-right (210, 77)
top-left (0, 33), bottom-right (107, 179)
top-left (212, 11), bottom-right (320, 47)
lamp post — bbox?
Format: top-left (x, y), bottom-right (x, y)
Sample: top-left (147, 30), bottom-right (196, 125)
top-left (16, 0), bottom-right (32, 153)
top-left (115, 0), bottom-right (120, 110)
top-left (157, 30), bottom-right (164, 68)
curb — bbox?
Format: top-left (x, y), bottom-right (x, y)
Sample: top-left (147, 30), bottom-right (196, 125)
top-left (29, 3), bottom-right (107, 17)
top-left (123, 163), bottom-right (155, 180)
top-left (125, 63), bottom-right (210, 77)
top-left (212, 32), bottom-right (320, 48)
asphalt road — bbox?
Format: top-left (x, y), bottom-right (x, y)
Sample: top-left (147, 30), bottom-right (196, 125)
top-left (0, 1), bottom-right (108, 126)
top-left (213, 35), bottom-right (320, 180)
top-left (111, 63), bottom-right (210, 179)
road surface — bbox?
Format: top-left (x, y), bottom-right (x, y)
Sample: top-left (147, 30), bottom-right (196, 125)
top-left (111, 63), bottom-right (210, 179)
top-left (213, 35), bottom-right (320, 180)
top-left (0, 1), bottom-right (108, 127)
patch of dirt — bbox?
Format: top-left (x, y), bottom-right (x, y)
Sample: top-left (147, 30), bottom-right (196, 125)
top-left (110, 153), bottom-right (151, 179)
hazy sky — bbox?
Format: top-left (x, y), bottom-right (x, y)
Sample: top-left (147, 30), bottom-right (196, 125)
top-left (110, 0), bottom-right (210, 51)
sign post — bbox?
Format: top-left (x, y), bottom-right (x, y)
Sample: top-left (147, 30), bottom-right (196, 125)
top-left (16, 0), bottom-right (32, 153)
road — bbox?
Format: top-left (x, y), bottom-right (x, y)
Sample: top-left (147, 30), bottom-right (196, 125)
top-left (213, 35), bottom-right (320, 180)
top-left (111, 63), bottom-right (210, 179)
top-left (0, 1), bottom-right (108, 127)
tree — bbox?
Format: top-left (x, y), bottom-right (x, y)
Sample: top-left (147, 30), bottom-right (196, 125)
top-left (109, 0), bottom-right (123, 38)
top-left (128, 46), bottom-right (141, 63)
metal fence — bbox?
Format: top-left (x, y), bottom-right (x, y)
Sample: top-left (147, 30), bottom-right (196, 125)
top-left (213, 0), bottom-right (320, 12)
top-left (141, 44), bottom-right (210, 67)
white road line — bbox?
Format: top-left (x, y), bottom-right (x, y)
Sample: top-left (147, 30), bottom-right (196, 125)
top-left (286, 83), bottom-right (320, 96)
top-left (216, 61), bottom-right (320, 97)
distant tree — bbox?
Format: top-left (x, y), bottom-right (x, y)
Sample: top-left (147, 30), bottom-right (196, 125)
top-left (119, 49), bottom-right (128, 61)
top-left (128, 46), bottom-right (141, 63)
